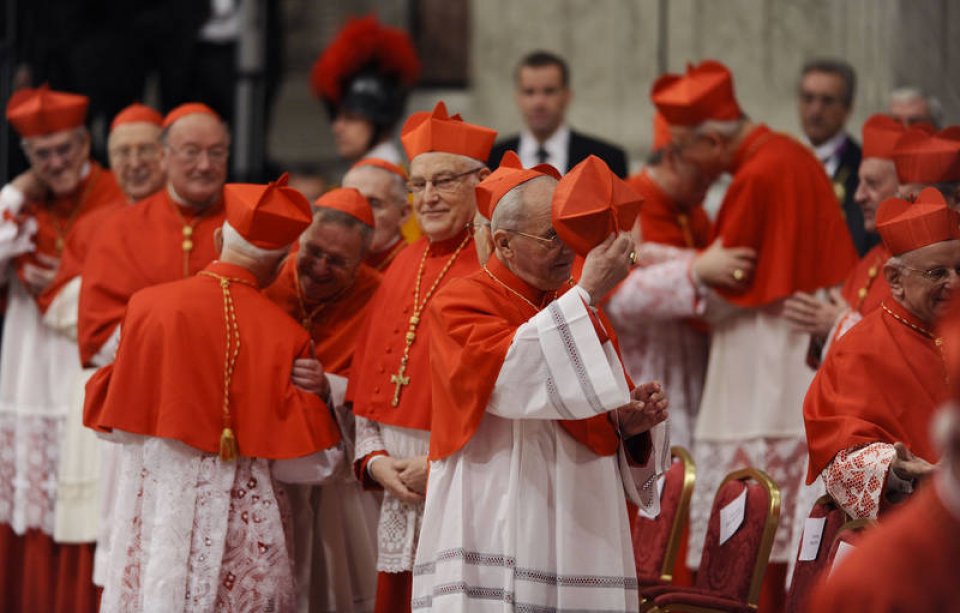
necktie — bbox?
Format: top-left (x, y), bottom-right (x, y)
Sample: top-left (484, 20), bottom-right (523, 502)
top-left (536, 146), bottom-right (549, 164)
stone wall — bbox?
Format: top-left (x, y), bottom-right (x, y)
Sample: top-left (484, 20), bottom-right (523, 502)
top-left (270, 0), bottom-right (958, 175)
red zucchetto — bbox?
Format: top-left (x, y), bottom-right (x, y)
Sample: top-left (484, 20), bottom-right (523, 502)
top-left (314, 187), bottom-right (375, 227)
top-left (110, 102), bottom-right (162, 131)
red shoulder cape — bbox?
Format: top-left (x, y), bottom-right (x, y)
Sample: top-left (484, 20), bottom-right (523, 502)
top-left (20, 163), bottom-right (123, 309)
top-left (840, 243), bottom-right (892, 315)
top-left (77, 189), bottom-right (225, 365)
top-left (84, 261), bottom-right (340, 458)
top-left (263, 256), bottom-right (382, 377)
top-left (713, 125), bottom-right (858, 306)
top-left (428, 255), bottom-right (621, 460)
top-left (803, 299), bottom-right (946, 482)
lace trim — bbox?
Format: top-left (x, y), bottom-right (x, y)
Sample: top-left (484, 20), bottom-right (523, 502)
top-left (822, 441), bottom-right (895, 520)
top-left (0, 413), bottom-right (63, 534)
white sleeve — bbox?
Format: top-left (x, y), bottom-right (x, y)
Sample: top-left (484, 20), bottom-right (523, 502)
top-left (620, 420), bottom-right (671, 517)
top-left (606, 253), bottom-right (705, 323)
top-left (487, 286), bottom-right (630, 421)
top-left (0, 184), bottom-right (37, 268)
top-left (355, 415), bottom-right (387, 461)
top-left (42, 276), bottom-right (81, 339)
top-left (271, 445), bottom-right (345, 484)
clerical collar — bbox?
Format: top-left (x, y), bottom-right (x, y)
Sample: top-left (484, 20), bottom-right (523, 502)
top-left (881, 299), bottom-right (938, 339)
top-left (427, 227), bottom-right (471, 255)
top-left (486, 254), bottom-right (549, 308)
top-left (518, 124), bottom-right (570, 174)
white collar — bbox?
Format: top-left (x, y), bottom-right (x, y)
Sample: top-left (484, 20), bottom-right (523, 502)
top-left (518, 125), bottom-right (571, 173)
top-left (806, 130), bottom-right (848, 162)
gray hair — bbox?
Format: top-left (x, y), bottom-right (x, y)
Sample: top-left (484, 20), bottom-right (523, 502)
top-left (222, 222), bottom-right (289, 259)
top-left (801, 58), bottom-right (857, 107)
top-left (343, 164), bottom-right (407, 209)
top-left (311, 207), bottom-right (374, 247)
top-left (693, 118), bottom-right (746, 139)
top-left (889, 86), bottom-right (944, 128)
top-left (490, 176), bottom-right (555, 233)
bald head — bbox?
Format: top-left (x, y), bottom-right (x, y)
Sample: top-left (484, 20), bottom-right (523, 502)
top-left (342, 164), bottom-right (409, 253)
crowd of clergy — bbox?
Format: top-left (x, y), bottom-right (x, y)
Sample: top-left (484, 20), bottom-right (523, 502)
top-left (0, 15), bottom-right (958, 613)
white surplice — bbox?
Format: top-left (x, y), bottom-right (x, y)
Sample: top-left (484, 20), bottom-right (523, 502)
top-left (412, 288), bottom-right (669, 612)
top-left (100, 433), bottom-right (343, 613)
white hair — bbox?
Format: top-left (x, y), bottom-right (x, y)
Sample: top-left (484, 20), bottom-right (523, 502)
top-left (490, 184), bottom-right (526, 233)
top-left (889, 86), bottom-right (944, 127)
top-left (221, 222), bottom-right (289, 260)
top-left (343, 164), bottom-right (408, 209)
top-left (693, 118), bottom-right (746, 139)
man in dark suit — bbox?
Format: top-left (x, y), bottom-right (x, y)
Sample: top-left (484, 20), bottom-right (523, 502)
top-left (488, 51), bottom-right (628, 178)
top-left (798, 58), bottom-right (876, 256)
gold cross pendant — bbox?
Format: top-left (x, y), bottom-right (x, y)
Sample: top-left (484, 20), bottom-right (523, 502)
top-left (390, 363), bottom-right (410, 407)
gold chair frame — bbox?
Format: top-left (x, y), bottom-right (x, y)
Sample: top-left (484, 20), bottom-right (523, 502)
top-left (658, 445), bottom-right (697, 582)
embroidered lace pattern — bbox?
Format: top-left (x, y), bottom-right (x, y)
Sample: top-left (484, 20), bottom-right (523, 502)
top-left (0, 413), bottom-right (63, 534)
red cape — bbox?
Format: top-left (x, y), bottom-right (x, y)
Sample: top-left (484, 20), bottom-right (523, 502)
top-left (348, 230), bottom-right (480, 430)
top-left (804, 299), bottom-right (946, 482)
top-left (428, 255), bottom-right (621, 460)
top-left (263, 256), bottom-right (382, 377)
top-left (840, 243), bottom-right (892, 315)
top-left (77, 188), bottom-right (225, 365)
top-left (628, 171), bottom-right (710, 249)
top-left (714, 125), bottom-right (858, 306)
top-left (84, 261), bottom-right (340, 458)
top-left (18, 163), bottom-right (122, 309)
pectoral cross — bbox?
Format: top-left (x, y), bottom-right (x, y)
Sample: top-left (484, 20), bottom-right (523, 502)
top-left (390, 360), bottom-right (410, 407)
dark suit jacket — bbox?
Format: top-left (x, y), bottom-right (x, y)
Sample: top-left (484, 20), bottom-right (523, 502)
top-left (833, 136), bottom-right (877, 256)
top-left (487, 130), bottom-right (629, 178)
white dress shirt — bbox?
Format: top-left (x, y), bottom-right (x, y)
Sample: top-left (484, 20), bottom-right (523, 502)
top-left (518, 125), bottom-right (570, 174)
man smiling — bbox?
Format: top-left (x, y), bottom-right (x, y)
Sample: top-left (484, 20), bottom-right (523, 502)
top-left (348, 101), bottom-right (495, 613)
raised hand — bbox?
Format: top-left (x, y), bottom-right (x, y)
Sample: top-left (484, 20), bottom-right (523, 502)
top-left (579, 232), bottom-right (636, 304)
top-left (615, 381), bottom-right (669, 437)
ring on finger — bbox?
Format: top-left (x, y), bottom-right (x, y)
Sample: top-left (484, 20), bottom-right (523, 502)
top-left (732, 268), bottom-right (745, 281)
top-left (628, 250), bottom-right (637, 265)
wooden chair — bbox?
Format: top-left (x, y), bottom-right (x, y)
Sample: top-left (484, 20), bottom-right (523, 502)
top-left (633, 446), bottom-right (696, 586)
top-left (641, 467), bottom-right (781, 613)
top-left (783, 495), bottom-right (849, 613)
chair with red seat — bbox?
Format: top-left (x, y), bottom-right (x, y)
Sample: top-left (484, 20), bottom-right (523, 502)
top-left (783, 495), bottom-right (849, 613)
top-left (641, 467), bottom-right (781, 613)
top-left (633, 446), bottom-right (696, 586)
top-left (824, 517), bottom-right (875, 572)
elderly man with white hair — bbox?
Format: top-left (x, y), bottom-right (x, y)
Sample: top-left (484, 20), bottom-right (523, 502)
top-left (343, 157), bottom-right (412, 272)
top-left (413, 156), bottom-right (669, 611)
top-left (83, 175), bottom-right (344, 611)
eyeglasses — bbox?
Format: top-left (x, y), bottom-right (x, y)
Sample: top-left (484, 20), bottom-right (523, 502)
top-left (407, 167), bottom-right (484, 195)
top-left (109, 143), bottom-right (161, 164)
top-left (166, 144), bottom-right (229, 165)
top-left (901, 264), bottom-right (960, 284)
top-left (23, 137), bottom-right (81, 165)
top-left (505, 228), bottom-right (561, 248)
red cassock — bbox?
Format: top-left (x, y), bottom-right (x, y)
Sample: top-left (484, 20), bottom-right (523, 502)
top-left (428, 255), bottom-right (623, 461)
top-left (84, 261), bottom-right (340, 457)
top-left (712, 125), bottom-right (858, 306)
top-left (809, 482), bottom-right (960, 611)
top-left (348, 229), bottom-right (479, 432)
top-left (19, 163), bottom-right (122, 309)
top-left (804, 298), bottom-right (946, 483)
top-left (365, 240), bottom-right (407, 273)
top-left (627, 171), bottom-right (710, 250)
top-left (839, 243), bottom-right (893, 315)
top-left (263, 256), bottom-right (382, 377)
top-left (77, 188), bottom-right (225, 366)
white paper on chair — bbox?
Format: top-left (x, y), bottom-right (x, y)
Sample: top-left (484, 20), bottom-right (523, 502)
top-left (658, 474), bottom-right (666, 500)
top-left (830, 541), bottom-right (856, 576)
top-left (798, 517), bottom-right (827, 561)
top-left (718, 488), bottom-right (747, 546)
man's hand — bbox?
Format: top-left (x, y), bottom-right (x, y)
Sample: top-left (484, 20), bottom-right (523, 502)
top-left (783, 288), bottom-right (846, 337)
top-left (890, 441), bottom-right (936, 483)
top-left (292, 342), bottom-right (330, 399)
top-left (369, 456), bottom-right (425, 503)
top-left (21, 253), bottom-right (59, 295)
top-left (692, 238), bottom-right (757, 290)
top-left (396, 455), bottom-right (429, 495)
top-left (10, 170), bottom-right (47, 202)
top-left (615, 381), bottom-right (669, 437)
top-left (579, 232), bottom-right (635, 304)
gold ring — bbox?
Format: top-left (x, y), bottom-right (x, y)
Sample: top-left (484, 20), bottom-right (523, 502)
top-left (628, 251), bottom-right (637, 265)
top-left (732, 268), bottom-right (745, 281)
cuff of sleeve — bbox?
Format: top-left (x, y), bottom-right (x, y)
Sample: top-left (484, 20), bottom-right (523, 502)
top-left (0, 184), bottom-right (26, 216)
top-left (355, 450), bottom-right (388, 490)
